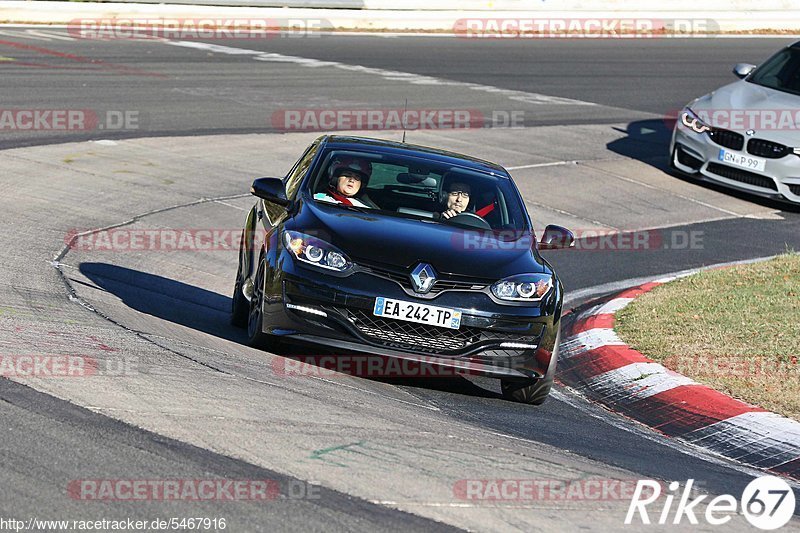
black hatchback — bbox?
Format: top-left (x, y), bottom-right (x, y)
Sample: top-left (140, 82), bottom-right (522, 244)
top-left (231, 135), bottom-right (574, 404)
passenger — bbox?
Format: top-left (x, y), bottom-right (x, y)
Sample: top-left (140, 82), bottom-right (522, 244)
top-left (314, 157), bottom-right (377, 208)
top-left (437, 180), bottom-right (471, 220)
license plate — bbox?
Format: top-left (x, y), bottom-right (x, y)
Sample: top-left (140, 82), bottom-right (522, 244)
top-left (718, 149), bottom-right (766, 172)
top-left (373, 297), bottom-right (462, 330)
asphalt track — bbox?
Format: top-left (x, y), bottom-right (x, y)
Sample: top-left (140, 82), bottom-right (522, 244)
top-left (1, 28), bottom-right (799, 531)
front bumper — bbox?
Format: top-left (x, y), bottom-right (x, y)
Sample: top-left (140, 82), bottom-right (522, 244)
top-left (670, 124), bottom-right (800, 204)
top-left (261, 261), bottom-right (560, 380)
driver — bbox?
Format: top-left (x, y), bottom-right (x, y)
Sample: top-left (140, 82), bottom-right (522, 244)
top-left (437, 180), bottom-right (471, 220)
top-left (314, 156), bottom-right (377, 208)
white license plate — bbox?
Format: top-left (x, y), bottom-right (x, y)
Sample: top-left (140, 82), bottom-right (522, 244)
top-left (718, 149), bottom-right (766, 172)
top-left (373, 297), bottom-right (462, 330)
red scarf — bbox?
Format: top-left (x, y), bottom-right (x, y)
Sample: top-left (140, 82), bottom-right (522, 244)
top-left (328, 187), bottom-right (354, 206)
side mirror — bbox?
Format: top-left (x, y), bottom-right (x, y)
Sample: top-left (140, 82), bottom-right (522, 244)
top-left (538, 224), bottom-right (575, 250)
top-left (732, 63), bottom-right (756, 79)
top-left (251, 177), bottom-right (289, 206)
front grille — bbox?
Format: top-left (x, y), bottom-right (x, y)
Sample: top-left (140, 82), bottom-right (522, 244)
top-left (358, 261), bottom-right (489, 296)
top-left (676, 145), bottom-right (703, 170)
top-left (706, 163), bottom-right (778, 191)
top-left (708, 128), bottom-right (744, 150)
top-left (747, 138), bottom-right (791, 159)
top-left (350, 309), bottom-right (480, 352)
top-left (327, 306), bottom-right (538, 354)
top-left (789, 184), bottom-right (800, 196)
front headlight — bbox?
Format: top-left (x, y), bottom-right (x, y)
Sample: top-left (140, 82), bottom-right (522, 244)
top-left (283, 230), bottom-right (352, 272)
top-left (491, 274), bottom-right (553, 302)
top-left (680, 108), bottom-right (712, 134)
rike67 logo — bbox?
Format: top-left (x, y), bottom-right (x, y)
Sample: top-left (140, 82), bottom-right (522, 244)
top-left (626, 476), bottom-right (796, 530)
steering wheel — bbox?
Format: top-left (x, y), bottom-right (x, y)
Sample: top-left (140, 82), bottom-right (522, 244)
top-left (444, 211), bottom-right (492, 230)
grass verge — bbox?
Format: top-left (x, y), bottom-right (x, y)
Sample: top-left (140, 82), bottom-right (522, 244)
top-left (615, 253), bottom-right (800, 421)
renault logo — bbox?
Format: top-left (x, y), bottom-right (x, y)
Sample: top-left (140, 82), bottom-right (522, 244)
top-left (410, 263), bottom-right (437, 294)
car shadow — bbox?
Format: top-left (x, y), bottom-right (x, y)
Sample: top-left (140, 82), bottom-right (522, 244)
top-left (606, 117), bottom-right (675, 170)
top-left (78, 262), bottom-right (501, 400)
top-left (607, 117), bottom-right (800, 213)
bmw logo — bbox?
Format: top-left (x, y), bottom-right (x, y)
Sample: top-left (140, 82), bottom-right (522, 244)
top-left (746, 129), bottom-right (756, 136)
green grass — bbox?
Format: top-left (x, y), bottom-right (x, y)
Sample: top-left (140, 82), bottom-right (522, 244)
top-left (615, 254), bottom-right (800, 421)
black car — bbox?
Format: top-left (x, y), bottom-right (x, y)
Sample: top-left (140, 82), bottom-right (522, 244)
top-left (231, 135), bottom-right (574, 404)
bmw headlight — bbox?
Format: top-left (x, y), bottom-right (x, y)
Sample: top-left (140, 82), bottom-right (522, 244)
top-left (680, 108), bottom-right (712, 134)
top-left (491, 274), bottom-right (553, 302)
top-left (283, 231), bottom-right (352, 272)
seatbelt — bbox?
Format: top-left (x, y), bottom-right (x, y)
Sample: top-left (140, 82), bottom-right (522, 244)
top-left (476, 202), bottom-right (495, 217)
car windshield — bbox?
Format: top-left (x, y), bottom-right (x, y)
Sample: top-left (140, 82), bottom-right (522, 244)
top-left (747, 47), bottom-right (800, 96)
top-left (308, 149), bottom-right (530, 231)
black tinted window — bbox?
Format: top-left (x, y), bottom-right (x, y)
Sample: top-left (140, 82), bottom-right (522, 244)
top-left (749, 47), bottom-right (800, 96)
top-left (284, 142), bottom-right (318, 200)
top-left (309, 149), bottom-right (529, 231)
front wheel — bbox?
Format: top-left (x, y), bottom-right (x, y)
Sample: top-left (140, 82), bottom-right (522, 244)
top-left (501, 377), bottom-right (553, 405)
top-left (247, 257), bottom-right (273, 349)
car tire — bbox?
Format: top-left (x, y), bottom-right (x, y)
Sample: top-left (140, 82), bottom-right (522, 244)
top-left (230, 231), bottom-right (249, 328)
top-left (247, 255), bottom-right (273, 349)
top-left (501, 377), bottom-right (552, 405)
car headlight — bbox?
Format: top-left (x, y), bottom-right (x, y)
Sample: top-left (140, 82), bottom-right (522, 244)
top-left (680, 108), bottom-right (712, 134)
top-left (491, 274), bottom-right (553, 302)
top-left (283, 230), bottom-right (352, 272)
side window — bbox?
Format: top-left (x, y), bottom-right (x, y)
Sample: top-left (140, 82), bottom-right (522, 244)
top-left (284, 143), bottom-right (319, 200)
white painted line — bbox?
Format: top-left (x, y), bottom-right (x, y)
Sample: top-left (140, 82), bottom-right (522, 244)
top-left (549, 387), bottom-right (784, 479)
top-left (507, 160), bottom-right (572, 170)
top-left (684, 411), bottom-right (800, 468)
top-left (25, 29), bottom-right (75, 41)
top-left (651, 275), bottom-right (679, 284)
top-left (579, 297), bottom-right (635, 318)
top-left (584, 363), bottom-right (696, 402)
top-left (213, 199), bottom-right (248, 211)
top-left (524, 197), bottom-right (619, 230)
top-left (164, 40), bottom-right (263, 56)
top-left (0, 29), bottom-right (52, 41)
top-left (165, 39), bottom-right (598, 107)
top-left (4, 25), bottom-right (800, 39)
top-left (582, 163), bottom-right (745, 217)
top-left (561, 328), bottom-right (625, 359)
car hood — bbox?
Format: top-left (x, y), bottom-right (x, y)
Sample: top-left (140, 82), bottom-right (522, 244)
top-left (293, 200), bottom-right (546, 278)
top-left (690, 80), bottom-right (800, 144)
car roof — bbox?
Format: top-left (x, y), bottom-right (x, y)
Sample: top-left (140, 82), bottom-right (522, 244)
top-left (318, 135), bottom-right (510, 177)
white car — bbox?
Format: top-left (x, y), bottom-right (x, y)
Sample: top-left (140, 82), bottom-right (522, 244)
top-left (670, 41), bottom-right (800, 204)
